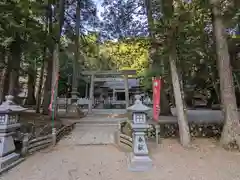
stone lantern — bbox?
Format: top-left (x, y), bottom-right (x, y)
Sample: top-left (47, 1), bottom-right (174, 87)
top-left (127, 94), bottom-right (152, 171)
top-left (0, 95), bottom-right (27, 172)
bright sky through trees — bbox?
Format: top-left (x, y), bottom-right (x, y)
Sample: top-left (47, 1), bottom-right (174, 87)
top-left (94, 0), bottom-right (104, 20)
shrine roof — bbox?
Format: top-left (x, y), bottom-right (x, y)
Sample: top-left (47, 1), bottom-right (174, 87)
top-left (81, 70), bottom-right (136, 76)
top-left (102, 78), bottom-right (140, 89)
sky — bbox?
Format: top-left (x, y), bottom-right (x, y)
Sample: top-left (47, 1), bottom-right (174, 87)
top-left (94, 0), bottom-right (104, 20)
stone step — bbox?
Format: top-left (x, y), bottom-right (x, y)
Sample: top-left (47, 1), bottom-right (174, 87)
top-left (75, 126), bottom-right (118, 132)
top-left (77, 116), bottom-right (127, 124)
top-left (59, 127), bottom-right (118, 146)
top-left (75, 119), bottom-right (120, 126)
top-left (76, 123), bottom-right (119, 128)
top-left (62, 116), bottom-right (123, 146)
top-left (76, 120), bottom-right (120, 125)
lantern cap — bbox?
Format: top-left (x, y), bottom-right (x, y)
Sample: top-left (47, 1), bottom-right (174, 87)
top-left (127, 95), bottom-right (150, 112)
top-left (0, 95), bottom-right (27, 113)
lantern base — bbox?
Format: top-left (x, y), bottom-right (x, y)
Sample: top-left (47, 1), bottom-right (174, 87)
top-left (66, 103), bottom-right (82, 117)
top-left (0, 123), bottom-right (21, 133)
top-left (71, 91), bottom-right (79, 99)
top-left (0, 135), bottom-right (16, 157)
top-left (127, 153), bottom-right (152, 172)
top-left (0, 152), bottom-right (24, 173)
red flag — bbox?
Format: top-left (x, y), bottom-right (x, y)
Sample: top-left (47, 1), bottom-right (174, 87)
top-left (152, 77), bottom-right (161, 121)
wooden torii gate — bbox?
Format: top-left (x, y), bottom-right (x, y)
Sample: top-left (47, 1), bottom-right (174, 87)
top-left (81, 70), bottom-right (136, 113)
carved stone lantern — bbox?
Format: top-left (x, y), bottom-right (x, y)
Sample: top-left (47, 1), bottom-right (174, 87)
top-left (0, 95), bottom-right (27, 172)
top-left (127, 94), bottom-right (152, 171)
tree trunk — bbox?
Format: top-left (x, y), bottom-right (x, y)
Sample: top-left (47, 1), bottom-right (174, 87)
top-left (160, 82), bottom-right (172, 115)
top-left (42, 57), bottom-right (53, 114)
top-left (26, 66), bottom-right (36, 105)
top-left (210, 0), bottom-right (240, 147)
top-left (48, 0), bottom-right (65, 116)
top-left (36, 3), bottom-right (49, 113)
top-left (145, 0), bottom-right (172, 115)
top-left (169, 36), bottom-right (191, 146)
top-left (3, 60), bottom-right (10, 97)
top-left (0, 66), bottom-right (6, 103)
top-left (167, 0), bottom-right (190, 146)
top-left (36, 48), bottom-right (46, 113)
top-left (8, 35), bottom-right (21, 97)
top-left (0, 48), bottom-right (7, 103)
top-left (71, 0), bottom-right (80, 97)
top-left (42, 0), bottom-right (54, 114)
top-left (144, 0), bottom-right (155, 68)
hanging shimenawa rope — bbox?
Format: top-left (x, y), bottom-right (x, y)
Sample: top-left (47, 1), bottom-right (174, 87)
top-left (49, 73), bottom-right (60, 129)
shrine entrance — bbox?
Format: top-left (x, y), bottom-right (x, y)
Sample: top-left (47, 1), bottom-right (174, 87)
top-left (80, 70), bottom-right (140, 113)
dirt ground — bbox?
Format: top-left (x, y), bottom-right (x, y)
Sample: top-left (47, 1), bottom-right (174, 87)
top-left (1, 138), bottom-right (240, 180)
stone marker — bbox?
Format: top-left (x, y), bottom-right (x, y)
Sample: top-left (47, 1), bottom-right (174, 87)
top-left (0, 95), bottom-right (27, 173)
top-left (127, 94), bottom-right (152, 171)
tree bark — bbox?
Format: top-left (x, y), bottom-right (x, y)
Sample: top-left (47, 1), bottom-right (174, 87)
top-left (167, 0), bottom-right (190, 146)
top-left (145, 0), bottom-right (155, 68)
top-left (42, 56), bottom-right (53, 114)
top-left (3, 60), bottom-right (10, 97)
top-left (36, 47), bottom-right (46, 113)
top-left (37, 2), bottom-right (49, 113)
top-left (8, 35), bottom-right (21, 97)
top-left (169, 32), bottom-right (191, 146)
top-left (210, 0), bottom-right (240, 147)
top-left (71, 0), bottom-right (80, 97)
top-left (49, 0), bottom-right (65, 116)
top-left (26, 66), bottom-right (36, 105)
top-left (42, 0), bottom-right (54, 114)
top-left (160, 82), bottom-right (172, 115)
top-left (0, 48), bottom-right (7, 103)
top-left (145, 0), bottom-right (172, 115)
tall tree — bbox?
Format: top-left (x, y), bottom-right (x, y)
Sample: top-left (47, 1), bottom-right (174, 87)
top-left (210, 0), bottom-right (240, 147)
top-left (42, 0), bottom-right (55, 114)
top-left (71, 0), bottom-right (81, 98)
top-left (163, 0), bottom-right (191, 146)
top-left (50, 0), bottom-right (65, 115)
top-left (144, 0), bottom-right (172, 115)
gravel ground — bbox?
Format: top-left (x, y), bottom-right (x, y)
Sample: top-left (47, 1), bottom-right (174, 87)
top-left (1, 138), bottom-right (240, 180)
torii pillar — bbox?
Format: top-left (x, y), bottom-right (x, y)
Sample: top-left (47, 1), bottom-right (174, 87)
top-left (124, 74), bottom-right (129, 108)
top-left (85, 83), bottom-right (88, 98)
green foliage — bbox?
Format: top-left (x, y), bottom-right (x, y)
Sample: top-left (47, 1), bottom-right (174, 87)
top-left (102, 38), bottom-right (149, 73)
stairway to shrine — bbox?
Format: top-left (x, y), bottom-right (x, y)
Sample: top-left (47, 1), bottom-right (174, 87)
top-left (59, 113), bottom-right (127, 146)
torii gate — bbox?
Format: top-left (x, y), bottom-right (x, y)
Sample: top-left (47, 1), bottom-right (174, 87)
top-left (81, 70), bottom-right (136, 113)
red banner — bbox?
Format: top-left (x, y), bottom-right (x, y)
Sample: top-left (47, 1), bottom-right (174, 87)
top-left (152, 78), bottom-right (161, 122)
top-left (48, 73), bottom-right (59, 118)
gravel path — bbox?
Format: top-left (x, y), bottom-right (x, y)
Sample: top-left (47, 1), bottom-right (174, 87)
top-left (58, 126), bottom-right (116, 145)
top-left (1, 138), bottom-right (240, 180)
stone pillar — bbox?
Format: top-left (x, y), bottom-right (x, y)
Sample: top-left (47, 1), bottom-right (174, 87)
top-left (67, 70), bottom-right (79, 115)
top-left (0, 95), bottom-right (26, 173)
top-left (71, 82), bottom-right (78, 99)
top-left (66, 71), bottom-right (78, 115)
top-left (124, 74), bottom-right (129, 108)
top-left (127, 95), bottom-right (152, 172)
top-left (88, 74), bottom-right (95, 113)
